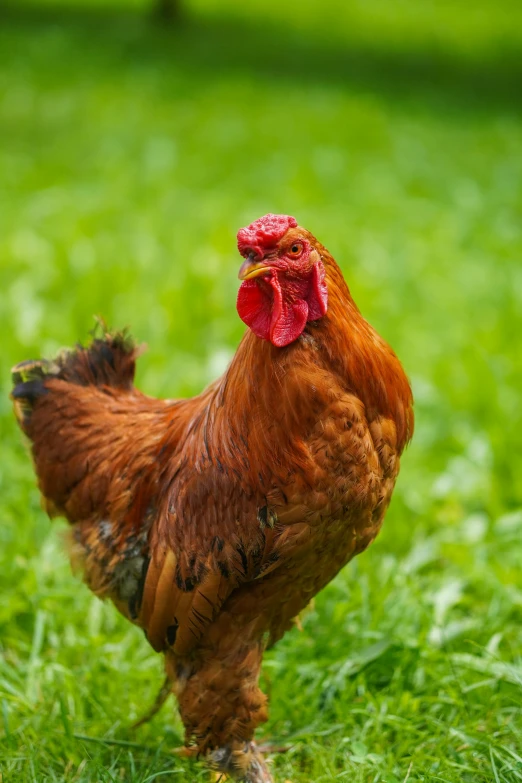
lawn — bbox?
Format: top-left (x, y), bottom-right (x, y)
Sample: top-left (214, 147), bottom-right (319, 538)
top-left (1, 1), bottom-right (522, 781)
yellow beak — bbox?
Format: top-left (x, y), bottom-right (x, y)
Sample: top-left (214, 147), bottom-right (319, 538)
top-left (238, 258), bottom-right (272, 281)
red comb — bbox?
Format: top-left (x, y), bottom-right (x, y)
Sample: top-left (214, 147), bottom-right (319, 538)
top-left (237, 214), bottom-right (298, 257)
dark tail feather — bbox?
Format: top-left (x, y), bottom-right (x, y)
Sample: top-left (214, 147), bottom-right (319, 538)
top-left (11, 324), bottom-right (143, 428)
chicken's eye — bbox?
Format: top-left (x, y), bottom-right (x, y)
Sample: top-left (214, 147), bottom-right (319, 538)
top-left (288, 242), bottom-right (303, 258)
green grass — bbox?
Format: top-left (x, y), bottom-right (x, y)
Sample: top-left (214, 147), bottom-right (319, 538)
top-left (1, 1), bottom-right (522, 781)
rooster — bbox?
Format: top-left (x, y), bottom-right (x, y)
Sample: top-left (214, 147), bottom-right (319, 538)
top-left (11, 214), bottom-right (413, 782)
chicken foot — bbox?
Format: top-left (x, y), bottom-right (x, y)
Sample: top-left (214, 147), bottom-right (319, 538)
top-left (208, 741), bottom-right (274, 783)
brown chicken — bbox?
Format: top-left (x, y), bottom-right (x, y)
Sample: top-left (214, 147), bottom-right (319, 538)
top-left (11, 214), bottom-right (413, 782)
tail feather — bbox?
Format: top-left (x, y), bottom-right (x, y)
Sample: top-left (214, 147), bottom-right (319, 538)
top-left (9, 323), bottom-right (156, 523)
top-left (52, 330), bottom-right (139, 389)
top-left (11, 326), bottom-right (141, 429)
top-left (11, 358), bottom-right (59, 386)
top-left (10, 322), bottom-right (189, 628)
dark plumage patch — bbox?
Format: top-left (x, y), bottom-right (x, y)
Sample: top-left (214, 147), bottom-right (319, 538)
top-left (196, 560), bottom-right (208, 582)
top-left (212, 536), bottom-right (225, 552)
top-left (11, 358), bottom-right (55, 387)
top-left (166, 621), bottom-right (179, 646)
top-left (257, 506), bottom-right (268, 528)
top-left (257, 505), bottom-right (278, 530)
top-left (128, 555), bottom-right (150, 619)
top-left (128, 595), bottom-right (139, 620)
top-left (11, 379), bottom-right (48, 403)
top-left (176, 564), bottom-right (196, 592)
top-left (98, 341), bottom-right (116, 370)
top-left (237, 543), bottom-right (248, 576)
top-left (217, 560), bottom-right (230, 579)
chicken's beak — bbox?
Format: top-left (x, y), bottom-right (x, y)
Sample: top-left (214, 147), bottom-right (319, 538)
top-left (238, 256), bottom-right (272, 281)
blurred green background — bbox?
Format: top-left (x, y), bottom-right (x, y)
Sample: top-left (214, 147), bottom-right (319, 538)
top-left (1, 1), bottom-right (521, 781)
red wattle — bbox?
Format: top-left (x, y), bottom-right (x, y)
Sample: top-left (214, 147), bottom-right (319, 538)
top-left (263, 272), bottom-right (306, 347)
top-left (236, 279), bottom-right (272, 341)
top-left (237, 261), bottom-right (328, 348)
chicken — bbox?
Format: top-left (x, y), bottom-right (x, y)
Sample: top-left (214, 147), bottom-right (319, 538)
top-left (11, 214), bottom-right (413, 782)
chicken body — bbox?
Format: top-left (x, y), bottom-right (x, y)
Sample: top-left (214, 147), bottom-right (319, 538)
top-left (12, 218), bottom-right (413, 782)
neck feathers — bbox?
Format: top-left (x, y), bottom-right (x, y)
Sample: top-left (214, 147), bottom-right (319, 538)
top-left (317, 253), bottom-right (414, 451)
top-left (224, 249), bottom-right (413, 455)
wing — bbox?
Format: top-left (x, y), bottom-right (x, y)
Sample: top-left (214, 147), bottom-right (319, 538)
top-left (137, 461), bottom-right (276, 655)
